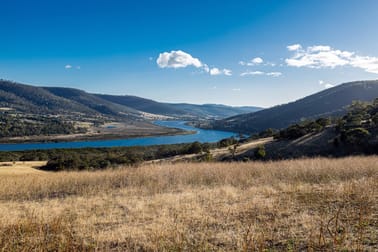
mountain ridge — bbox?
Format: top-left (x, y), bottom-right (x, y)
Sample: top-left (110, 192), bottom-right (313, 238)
top-left (212, 80), bottom-right (378, 133)
top-left (0, 80), bottom-right (261, 120)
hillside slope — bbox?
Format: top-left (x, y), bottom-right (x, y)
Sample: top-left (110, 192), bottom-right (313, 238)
top-left (214, 80), bottom-right (378, 133)
top-left (0, 80), bottom-right (260, 120)
top-left (44, 87), bottom-right (141, 118)
top-left (97, 94), bottom-right (262, 119)
top-left (0, 80), bottom-right (97, 115)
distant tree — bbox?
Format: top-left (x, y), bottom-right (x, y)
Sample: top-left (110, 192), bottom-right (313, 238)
top-left (342, 128), bottom-right (370, 145)
top-left (187, 141), bottom-right (203, 154)
top-left (254, 145), bottom-right (266, 160)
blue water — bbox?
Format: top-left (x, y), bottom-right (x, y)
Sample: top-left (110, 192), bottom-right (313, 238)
top-left (0, 121), bottom-right (236, 151)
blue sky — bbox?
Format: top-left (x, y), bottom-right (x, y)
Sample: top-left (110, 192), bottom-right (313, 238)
top-left (1, 0), bottom-right (378, 107)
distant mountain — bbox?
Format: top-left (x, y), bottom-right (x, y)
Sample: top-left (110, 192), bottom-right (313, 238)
top-left (97, 94), bottom-right (262, 119)
top-left (0, 80), bottom-right (96, 115)
top-left (213, 80), bottom-right (378, 133)
top-left (44, 87), bottom-right (141, 118)
top-left (95, 94), bottom-right (184, 116)
top-left (0, 80), bottom-right (260, 120)
top-left (169, 103), bottom-right (261, 119)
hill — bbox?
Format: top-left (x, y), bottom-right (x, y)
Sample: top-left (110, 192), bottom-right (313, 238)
top-left (213, 80), bottom-right (378, 133)
top-left (44, 87), bottom-right (142, 118)
top-left (0, 80), bottom-right (261, 120)
top-left (96, 94), bottom-right (261, 119)
top-left (0, 80), bottom-right (96, 115)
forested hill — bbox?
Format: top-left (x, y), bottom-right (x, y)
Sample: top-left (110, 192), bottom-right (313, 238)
top-left (97, 94), bottom-right (261, 119)
top-left (0, 80), bottom-right (261, 119)
top-left (213, 80), bottom-right (378, 133)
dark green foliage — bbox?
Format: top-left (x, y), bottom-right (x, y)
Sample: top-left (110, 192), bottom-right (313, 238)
top-left (275, 119), bottom-right (325, 140)
top-left (254, 145), bottom-right (266, 159)
top-left (342, 128), bottom-right (370, 144)
top-left (0, 113), bottom-right (84, 137)
top-left (336, 98), bottom-right (378, 149)
top-left (186, 141), bottom-right (203, 154)
top-left (0, 141), bottom-right (219, 171)
top-left (258, 128), bottom-right (277, 138)
top-left (217, 137), bottom-right (238, 148)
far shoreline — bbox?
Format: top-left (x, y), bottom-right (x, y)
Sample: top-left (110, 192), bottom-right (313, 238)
top-left (0, 128), bottom-right (196, 145)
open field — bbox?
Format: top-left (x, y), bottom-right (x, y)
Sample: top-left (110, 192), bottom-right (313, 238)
top-left (0, 161), bottom-right (47, 175)
top-left (0, 157), bottom-right (377, 251)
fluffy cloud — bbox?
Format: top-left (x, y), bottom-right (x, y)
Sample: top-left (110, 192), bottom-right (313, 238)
top-left (239, 57), bottom-right (264, 66)
top-left (209, 67), bottom-right (221, 75)
top-left (285, 44), bottom-right (378, 74)
top-left (65, 64), bottom-right (72, 69)
top-left (157, 50), bottom-right (232, 76)
top-left (240, 71), bottom-right (282, 77)
top-left (157, 50), bottom-right (203, 69)
top-left (210, 67), bottom-right (232, 76)
top-left (287, 44), bottom-right (302, 51)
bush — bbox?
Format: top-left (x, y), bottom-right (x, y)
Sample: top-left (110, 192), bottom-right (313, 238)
top-left (342, 127), bottom-right (370, 145)
top-left (254, 145), bottom-right (266, 159)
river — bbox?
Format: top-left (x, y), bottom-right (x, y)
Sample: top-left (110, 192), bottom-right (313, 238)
top-left (0, 121), bottom-right (236, 151)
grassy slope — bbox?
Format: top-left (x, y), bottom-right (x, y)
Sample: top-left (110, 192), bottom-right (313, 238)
top-left (0, 157), bottom-right (377, 251)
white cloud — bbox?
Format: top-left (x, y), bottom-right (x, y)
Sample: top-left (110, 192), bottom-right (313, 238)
top-left (157, 50), bottom-right (203, 69)
top-left (240, 71), bottom-right (282, 77)
top-left (325, 83), bottom-right (334, 88)
top-left (203, 64), bottom-right (210, 73)
top-left (210, 67), bottom-right (221, 75)
top-left (232, 88), bottom-right (241, 91)
top-left (287, 44), bottom-right (302, 51)
top-left (239, 57), bottom-right (264, 66)
top-left (210, 67), bottom-right (232, 76)
top-left (266, 72), bottom-right (282, 77)
top-left (157, 50), bottom-right (232, 76)
top-left (239, 61), bottom-right (246, 66)
top-left (65, 64), bottom-right (72, 69)
top-left (240, 71), bottom-right (264, 76)
top-left (285, 44), bottom-right (378, 74)
top-left (252, 57), bottom-right (263, 64)
top-left (223, 69), bottom-right (232, 76)
top-left (350, 55), bottom-right (378, 74)
top-left (319, 80), bottom-right (334, 89)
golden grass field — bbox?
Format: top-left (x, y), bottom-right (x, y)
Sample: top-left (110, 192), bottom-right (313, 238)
top-left (0, 157), bottom-right (377, 251)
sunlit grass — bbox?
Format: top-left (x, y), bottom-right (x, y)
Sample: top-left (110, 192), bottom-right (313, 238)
top-left (0, 157), bottom-right (377, 251)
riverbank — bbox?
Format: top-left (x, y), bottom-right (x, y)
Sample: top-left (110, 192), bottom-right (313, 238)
top-left (0, 121), bottom-right (236, 151)
top-left (0, 121), bottom-right (193, 144)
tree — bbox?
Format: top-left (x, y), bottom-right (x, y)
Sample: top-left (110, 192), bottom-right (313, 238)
top-left (254, 145), bottom-right (266, 159)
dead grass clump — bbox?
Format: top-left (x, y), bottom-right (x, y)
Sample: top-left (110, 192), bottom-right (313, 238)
top-left (0, 211), bottom-right (94, 251)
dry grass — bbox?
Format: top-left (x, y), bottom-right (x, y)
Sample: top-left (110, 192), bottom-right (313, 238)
top-left (0, 161), bottom-right (46, 175)
top-left (0, 157), bottom-right (377, 251)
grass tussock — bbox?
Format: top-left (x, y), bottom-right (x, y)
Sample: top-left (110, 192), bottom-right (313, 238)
top-left (0, 156), bottom-right (377, 251)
